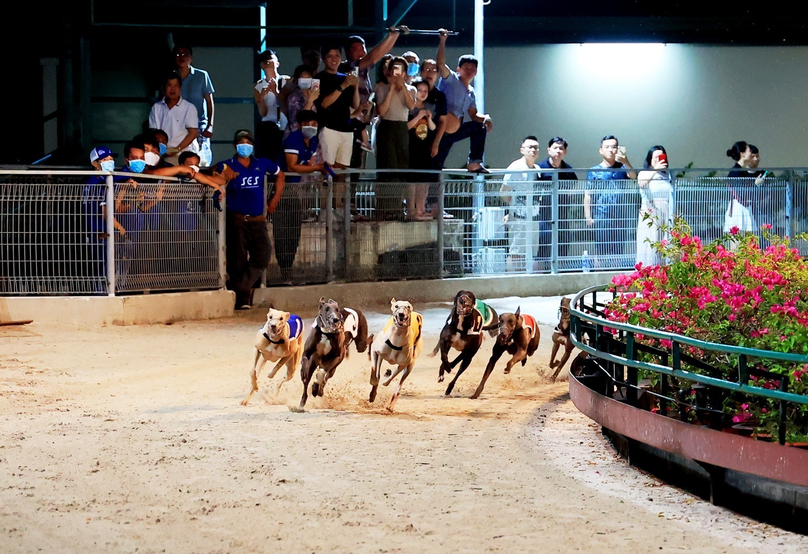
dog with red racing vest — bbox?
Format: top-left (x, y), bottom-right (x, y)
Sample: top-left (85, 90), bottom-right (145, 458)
top-left (471, 307), bottom-right (540, 399)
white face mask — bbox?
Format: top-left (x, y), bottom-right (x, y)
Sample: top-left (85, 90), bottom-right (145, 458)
top-left (144, 151), bottom-right (161, 166)
top-left (189, 165), bottom-right (200, 173)
top-left (301, 126), bottom-right (318, 139)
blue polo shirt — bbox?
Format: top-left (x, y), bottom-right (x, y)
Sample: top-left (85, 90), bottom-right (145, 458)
top-left (82, 176), bottom-right (107, 235)
top-left (282, 130), bottom-right (319, 183)
top-left (215, 156), bottom-right (280, 216)
top-left (181, 66), bottom-right (215, 129)
top-left (437, 70), bottom-right (476, 122)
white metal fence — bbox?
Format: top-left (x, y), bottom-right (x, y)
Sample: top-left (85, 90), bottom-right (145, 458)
top-left (2, 167), bottom-right (806, 295)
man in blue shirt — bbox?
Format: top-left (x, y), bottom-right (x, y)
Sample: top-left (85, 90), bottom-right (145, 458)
top-left (433, 30), bottom-right (493, 173)
top-left (216, 129), bottom-right (286, 309)
top-left (279, 110), bottom-right (327, 283)
top-left (585, 135), bottom-right (636, 269)
top-left (174, 45), bottom-right (215, 167)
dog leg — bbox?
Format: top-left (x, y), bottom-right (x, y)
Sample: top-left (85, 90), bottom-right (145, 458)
top-left (369, 350), bottom-right (380, 403)
top-left (266, 357), bottom-right (287, 379)
top-left (383, 363), bottom-right (406, 387)
top-left (387, 365), bottom-right (412, 412)
top-left (470, 346), bottom-right (505, 399)
top-left (549, 335), bottom-right (562, 368)
top-left (438, 333), bottom-right (452, 383)
top-left (444, 352), bottom-right (474, 397)
top-left (241, 351), bottom-right (267, 406)
top-left (504, 351), bottom-right (527, 374)
top-left (297, 356), bottom-right (313, 410)
top-left (551, 343), bottom-right (574, 382)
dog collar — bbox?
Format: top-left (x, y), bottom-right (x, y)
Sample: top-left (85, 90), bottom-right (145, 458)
top-left (263, 331), bottom-right (284, 344)
top-left (385, 338), bottom-right (404, 351)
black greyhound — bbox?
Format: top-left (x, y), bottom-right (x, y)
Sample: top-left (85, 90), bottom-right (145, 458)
top-left (297, 297), bottom-right (372, 410)
top-left (429, 290), bottom-right (494, 396)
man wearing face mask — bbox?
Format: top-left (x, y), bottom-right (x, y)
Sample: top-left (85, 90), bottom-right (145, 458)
top-left (402, 51), bottom-right (420, 85)
top-left (214, 130), bottom-right (286, 309)
top-left (278, 110), bottom-right (328, 283)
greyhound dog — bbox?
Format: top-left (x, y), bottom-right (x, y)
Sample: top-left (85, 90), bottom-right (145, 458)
top-left (471, 307), bottom-right (540, 399)
top-left (242, 308), bottom-right (305, 406)
top-left (429, 290), bottom-right (489, 396)
top-left (297, 297), bottom-right (371, 410)
top-left (369, 299), bottom-right (423, 411)
top-left (549, 297), bottom-right (574, 381)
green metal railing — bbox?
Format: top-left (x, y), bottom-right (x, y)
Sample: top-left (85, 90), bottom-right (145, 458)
top-left (570, 285), bottom-right (808, 445)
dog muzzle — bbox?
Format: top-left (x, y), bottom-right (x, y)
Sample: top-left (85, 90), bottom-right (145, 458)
top-left (394, 313), bottom-right (411, 327)
top-left (317, 314), bottom-right (343, 334)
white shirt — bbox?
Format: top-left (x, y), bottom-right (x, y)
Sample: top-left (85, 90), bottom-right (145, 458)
top-left (148, 97), bottom-right (199, 152)
top-left (502, 157), bottom-right (538, 218)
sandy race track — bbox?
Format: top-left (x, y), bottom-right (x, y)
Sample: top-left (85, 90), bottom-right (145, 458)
top-left (2, 296), bottom-right (807, 553)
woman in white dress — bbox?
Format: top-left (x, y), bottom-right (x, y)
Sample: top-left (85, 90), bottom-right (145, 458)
top-left (724, 141), bottom-right (765, 234)
top-left (636, 145), bottom-right (673, 266)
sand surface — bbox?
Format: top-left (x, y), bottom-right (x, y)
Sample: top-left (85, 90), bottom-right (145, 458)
top-left (1, 297), bottom-right (806, 553)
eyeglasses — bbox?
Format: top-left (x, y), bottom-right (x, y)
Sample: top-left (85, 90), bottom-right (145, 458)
top-left (175, 52), bottom-right (190, 57)
top-left (422, 67), bottom-right (439, 72)
top-left (522, 145), bottom-right (539, 150)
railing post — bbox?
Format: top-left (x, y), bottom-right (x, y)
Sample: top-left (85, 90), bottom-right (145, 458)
top-left (779, 378), bottom-right (788, 446)
top-left (787, 169), bottom-right (795, 242)
top-left (626, 331), bottom-right (637, 406)
top-left (551, 169), bottom-right (559, 274)
top-left (526, 181), bottom-right (535, 275)
top-left (472, 173), bottom-right (484, 274)
top-left (218, 192), bottom-right (226, 288)
top-left (326, 175), bottom-right (334, 282)
top-left (261, 173), bottom-right (268, 288)
top-left (343, 171), bottom-right (352, 280)
top-left (660, 353), bottom-right (670, 417)
top-left (105, 174), bottom-right (116, 296)
top-left (437, 172), bottom-right (445, 277)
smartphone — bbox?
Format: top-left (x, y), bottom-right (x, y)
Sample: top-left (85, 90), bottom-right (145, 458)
top-left (617, 146), bottom-right (627, 157)
top-left (351, 67), bottom-right (359, 77)
top-left (311, 78), bottom-right (320, 89)
top-left (657, 153), bottom-right (668, 164)
top-left (298, 77), bottom-right (312, 90)
top-left (254, 79), bottom-right (267, 92)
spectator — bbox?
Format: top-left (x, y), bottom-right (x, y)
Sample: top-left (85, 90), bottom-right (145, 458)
top-left (174, 45), bottom-right (215, 167)
top-left (725, 141), bottom-right (767, 234)
top-left (148, 73), bottom-right (199, 166)
top-left (214, 130), bottom-right (286, 309)
top-left (143, 128), bottom-right (170, 168)
top-left (254, 49), bottom-right (288, 163)
top-left (402, 50), bottom-right (420, 84)
top-left (279, 43), bottom-right (323, 108)
top-left (585, 135), bottom-right (637, 269)
top-left (340, 30), bottom-right (406, 168)
top-left (418, 58), bottom-right (448, 159)
top-left (407, 79), bottom-right (437, 221)
top-left (637, 145), bottom-right (673, 266)
top-left (501, 136), bottom-right (546, 271)
top-left (537, 136), bottom-right (578, 259)
top-left (83, 146), bottom-right (126, 290)
top-left (280, 110), bottom-right (327, 283)
top-left (178, 151), bottom-right (226, 192)
top-left (375, 57), bottom-right (415, 171)
top-left (314, 44), bottom-right (361, 212)
top-left (434, 31), bottom-right (492, 173)
top-left (285, 65), bottom-right (319, 137)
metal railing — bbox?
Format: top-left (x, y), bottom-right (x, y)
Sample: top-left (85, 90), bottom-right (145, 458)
top-left (0, 170), bottom-right (224, 296)
top-left (569, 286), bottom-right (808, 445)
top-left (3, 166), bottom-right (808, 294)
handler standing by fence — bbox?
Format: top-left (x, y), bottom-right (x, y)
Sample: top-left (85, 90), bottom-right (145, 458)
top-left (215, 130), bottom-right (286, 309)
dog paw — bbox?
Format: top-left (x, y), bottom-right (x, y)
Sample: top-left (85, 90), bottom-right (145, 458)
top-left (240, 399), bottom-right (250, 406)
top-left (288, 405), bottom-right (305, 413)
top-left (438, 375), bottom-right (444, 383)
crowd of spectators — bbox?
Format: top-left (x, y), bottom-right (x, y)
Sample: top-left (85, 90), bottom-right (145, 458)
top-left (81, 30), bottom-right (774, 306)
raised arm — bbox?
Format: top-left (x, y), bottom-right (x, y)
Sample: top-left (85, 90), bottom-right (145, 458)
top-left (358, 28), bottom-right (406, 70)
top-left (436, 30), bottom-right (452, 79)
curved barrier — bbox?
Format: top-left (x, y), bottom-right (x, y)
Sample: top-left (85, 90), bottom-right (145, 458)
top-left (568, 285), bottom-right (808, 494)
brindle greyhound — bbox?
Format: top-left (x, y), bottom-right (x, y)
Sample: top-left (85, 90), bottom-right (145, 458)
top-left (471, 307), bottom-right (540, 399)
top-left (428, 290), bottom-right (490, 396)
top-left (296, 297), bottom-right (372, 410)
top-left (549, 297), bottom-right (575, 381)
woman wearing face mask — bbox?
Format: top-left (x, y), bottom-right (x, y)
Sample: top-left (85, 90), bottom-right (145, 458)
top-left (285, 65), bottom-right (319, 138)
top-left (725, 141), bottom-right (767, 234)
top-left (636, 145), bottom-right (673, 266)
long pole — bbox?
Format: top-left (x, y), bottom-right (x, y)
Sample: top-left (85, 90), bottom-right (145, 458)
top-left (474, 0), bottom-right (485, 113)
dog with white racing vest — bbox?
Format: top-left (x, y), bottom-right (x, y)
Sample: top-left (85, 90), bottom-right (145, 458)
top-left (296, 297), bottom-right (372, 410)
top-left (242, 308), bottom-right (305, 405)
top-left (369, 299), bottom-right (424, 411)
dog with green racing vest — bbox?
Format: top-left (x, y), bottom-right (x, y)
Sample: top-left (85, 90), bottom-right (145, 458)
top-left (429, 290), bottom-right (499, 397)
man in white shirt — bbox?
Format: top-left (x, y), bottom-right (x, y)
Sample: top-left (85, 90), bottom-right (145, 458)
top-left (500, 136), bottom-right (549, 271)
top-left (148, 73), bottom-right (199, 166)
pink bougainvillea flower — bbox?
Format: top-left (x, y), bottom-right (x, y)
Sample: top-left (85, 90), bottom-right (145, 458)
top-left (761, 223), bottom-right (773, 230)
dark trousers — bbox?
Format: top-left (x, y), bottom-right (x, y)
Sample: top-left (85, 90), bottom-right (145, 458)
top-left (256, 121), bottom-right (284, 164)
top-left (226, 213), bottom-right (270, 305)
top-left (376, 120), bottom-right (409, 220)
top-left (272, 197), bottom-right (303, 280)
top-left (432, 121), bottom-right (487, 169)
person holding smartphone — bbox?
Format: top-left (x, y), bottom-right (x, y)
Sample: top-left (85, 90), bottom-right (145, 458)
top-left (725, 141), bottom-right (768, 236)
top-left (285, 65), bottom-right (319, 137)
top-left (254, 49), bottom-right (288, 163)
top-left (636, 145), bottom-right (673, 266)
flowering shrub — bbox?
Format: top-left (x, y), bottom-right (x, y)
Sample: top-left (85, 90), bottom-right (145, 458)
top-left (605, 218), bottom-right (808, 443)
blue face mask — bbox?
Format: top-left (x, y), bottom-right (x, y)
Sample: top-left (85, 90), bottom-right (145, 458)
top-left (100, 160), bottom-right (115, 172)
top-left (128, 159), bottom-right (147, 174)
top-left (158, 142), bottom-right (167, 156)
top-left (236, 143), bottom-right (254, 158)
top-left (407, 63), bottom-right (420, 77)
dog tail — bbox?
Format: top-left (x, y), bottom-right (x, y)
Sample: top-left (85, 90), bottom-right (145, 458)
top-left (427, 340), bottom-right (440, 357)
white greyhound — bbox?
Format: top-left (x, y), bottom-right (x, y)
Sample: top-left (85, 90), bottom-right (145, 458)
top-left (241, 308), bottom-right (305, 406)
top-left (369, 298), bottom-right (423, 411)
